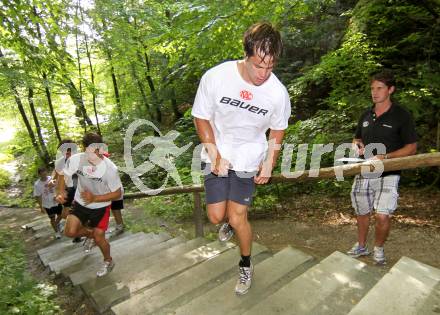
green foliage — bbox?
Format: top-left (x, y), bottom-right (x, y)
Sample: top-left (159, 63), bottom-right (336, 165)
top-left (133, 194), bottom-right (194, 221)
top-left (1, 0), bottom-right (439, 217)
top-left (0, 230), bottom-right (59, 314)
top-left (0, 169), bottom-right (11, 189)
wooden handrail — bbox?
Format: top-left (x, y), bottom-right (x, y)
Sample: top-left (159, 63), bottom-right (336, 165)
top-left (123, 152), bottom-right (440, 237)
top-left (125, 152), bottom-right (440, 197)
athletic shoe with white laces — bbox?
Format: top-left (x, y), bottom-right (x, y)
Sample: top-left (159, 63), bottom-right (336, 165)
top-left (96, 260), bottom-right (115, 277)
top-left (218, 223), bottom-right (234, 242)
top-left (83, 237), bottom-right (96, 253)
top-left (373, 246), bottom-right (386, 265)
top-left (235, 263), bottom-right (253, 295)
top-left (55, 232), bottom-right (62, 239)
top-left (111, 224), bottom-right (124, 236)
top-left (57, 221), bottom-right (65, 233)
top-left (347, 242), bottom-right (370, 258)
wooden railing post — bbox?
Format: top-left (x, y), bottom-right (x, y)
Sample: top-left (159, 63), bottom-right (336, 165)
top-left (193, 192), bottom-right (204, 237)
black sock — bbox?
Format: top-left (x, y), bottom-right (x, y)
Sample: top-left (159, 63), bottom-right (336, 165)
top-left (239, 255), bottom-right (251, 267)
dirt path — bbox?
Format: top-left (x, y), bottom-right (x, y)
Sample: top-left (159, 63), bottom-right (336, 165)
top-left (249, 187), bottom-right (440, 271)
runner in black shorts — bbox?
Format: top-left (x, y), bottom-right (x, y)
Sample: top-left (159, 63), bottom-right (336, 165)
top-left (110, 198), bottom-right (125, 236)
top-left (102, 151), bottom-right (125, 236)
top-left (34, 167), bottom-right (63, 239)
top-left (192, 22), bottom-right (291, 295)
top-left (54, 139), bottom-right (81, 242)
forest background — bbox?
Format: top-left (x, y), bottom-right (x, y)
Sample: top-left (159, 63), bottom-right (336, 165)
top-left (0, 0), bottom-right (439, 215)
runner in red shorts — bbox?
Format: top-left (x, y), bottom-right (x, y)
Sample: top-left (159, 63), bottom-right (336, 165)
top-left (56, 133), bottom-right (122, 277)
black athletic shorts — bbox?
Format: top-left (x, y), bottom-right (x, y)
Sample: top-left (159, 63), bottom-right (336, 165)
top-left (45, 205), bottom-right (62, 218)
top-left (64, 187), bottom-right (76, 207)
top-left (111, 199), bottom-right (124, 210)
top-left (71, 202), bottom-right (111, 231)
top-left (203, 164), bottom-right (256, 206)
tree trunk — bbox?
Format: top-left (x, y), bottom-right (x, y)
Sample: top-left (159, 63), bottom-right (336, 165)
top-left (42, 72), bottom-right (61, 142)
top-left (100, 19), bottom-right (123, 120)
top-left (130, 62), bottom-right (150, 115)
top-left (108, 51), bottom-right (123, 120)
top-left (81, 6), bottom-right (101, 135)
top-left (142, 51), bottom-right (161, 123)
top-left (0, 48), bottom-right (46, 164)
top-left (32, 6), bottom-right (61, 142)
top-left (170, 85), bottom-right (182, 119)
top-left (27, 88), bottom-right (51, 164)
top-left (75, 2), bottom-right (86, 132)
top-left (15, 87), bottom-right (46, 163)
top-left (65, 78), bottom-right (94, 128)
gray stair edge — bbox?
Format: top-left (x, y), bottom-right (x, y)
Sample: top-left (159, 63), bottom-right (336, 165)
top-left (66, 233), bottom-right (174, 283)
top-left (111, 243), bottom-right (272, 315)
top-left (49, 232), bottom-right (165, 274)
top-left (90, 238), bottom-right (225, 313)
top-left (41, 232), bottom-right (145, 267)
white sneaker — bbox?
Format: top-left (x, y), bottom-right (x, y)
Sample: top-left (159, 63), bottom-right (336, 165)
top-left (83, 238), bottom-right (96, 253)
top-left (218, 223), bottom-right (234, 242)
top-left (57, 221), bottom-right (65, 233)
top-left (373, 246), bottom-right (386, 265)
top-left (235, 263), bottom-right (253, 295)
top-left (55, 232), bottom-right (62, 239)
top-left (112, 224), bottom-right (124, 236)
top-left (96, 260), bottom-right (115, 277)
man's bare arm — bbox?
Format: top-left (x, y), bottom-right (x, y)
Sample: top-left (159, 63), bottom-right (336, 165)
top-left (194, 118), bottom-right (229, 175)
top-left (255, 129), bottom-right (285, 184)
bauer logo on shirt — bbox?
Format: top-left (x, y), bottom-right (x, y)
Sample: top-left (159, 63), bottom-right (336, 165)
top-left (240, 90), bottom-right (253, 101)
top-left (219, 96), bottom-right (268, 116)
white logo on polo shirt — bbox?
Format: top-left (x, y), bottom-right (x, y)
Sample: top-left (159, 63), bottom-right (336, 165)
top-left (382, 124), bottom-right (393, 128)
top-left (363, 121), bottom-right (369, 127)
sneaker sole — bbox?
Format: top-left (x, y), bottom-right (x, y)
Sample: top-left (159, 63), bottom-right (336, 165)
top-left (235, 287), bottom-right (251, 295)
top-left (219, 234), bottom-right (233, 242)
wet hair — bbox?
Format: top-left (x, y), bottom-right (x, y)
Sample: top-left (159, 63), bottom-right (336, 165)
top-left (243, 22), bottom-right (283, 62)
top-left (37, 167), bottom-right (47, 174)
top-left (82, 132), bottom-right (103, 148)
top-left (371, 69), bottom-right (395, 88)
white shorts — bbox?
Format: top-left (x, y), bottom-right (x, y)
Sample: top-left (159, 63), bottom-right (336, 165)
top-left (351, 175), bottom-right (400, 216)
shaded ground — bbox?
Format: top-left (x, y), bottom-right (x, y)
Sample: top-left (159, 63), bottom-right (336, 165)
top-left (249, 187), bottom-right (440, 271)
top-left (1, 186), bottom-right (439, 314)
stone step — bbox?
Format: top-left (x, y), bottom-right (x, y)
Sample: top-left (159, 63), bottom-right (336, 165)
top-left (242, 251), bottom-right (380, 315)
top-left (48, 233), bottom-right (157, 274)
top-left (80, 237), bottom-right (194, 295)
top-left (111, 243), bottom-right (270, 315)
top-left (173, 246), bottom-right (315, 315)
top-left (90, 239), bottom-right (232, 313)
top-left (33, 229), bottom-right (56, 240)
top-left (30, 221), bottom-right (52, 232)
top-left (348, 256), bottom-right (440, 315)
top-left (39, 232), bottom-right (136, 266)
top-left (66, 233), bottom-right (172, 285)
top-left (21, 217), bottom-right (47, 229)
top-left (37, 228), bottom-right (128, 259)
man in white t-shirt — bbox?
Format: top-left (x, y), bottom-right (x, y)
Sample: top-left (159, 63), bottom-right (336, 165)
top-left (34, 167), bottom-right (62, 239)
top-left (192, 22), bottom-right (291, 295)
top-left (53, 139), bottom-right (82, 242)
top-left (56, 133), bottom-right (122, 277)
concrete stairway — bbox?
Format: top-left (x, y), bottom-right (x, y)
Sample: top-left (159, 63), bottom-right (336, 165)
top-left (27, 219), bottom-right (440, 315)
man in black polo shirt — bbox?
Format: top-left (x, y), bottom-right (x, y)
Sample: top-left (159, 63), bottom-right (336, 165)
top-left (347, 70), bottom-right (417, 264)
